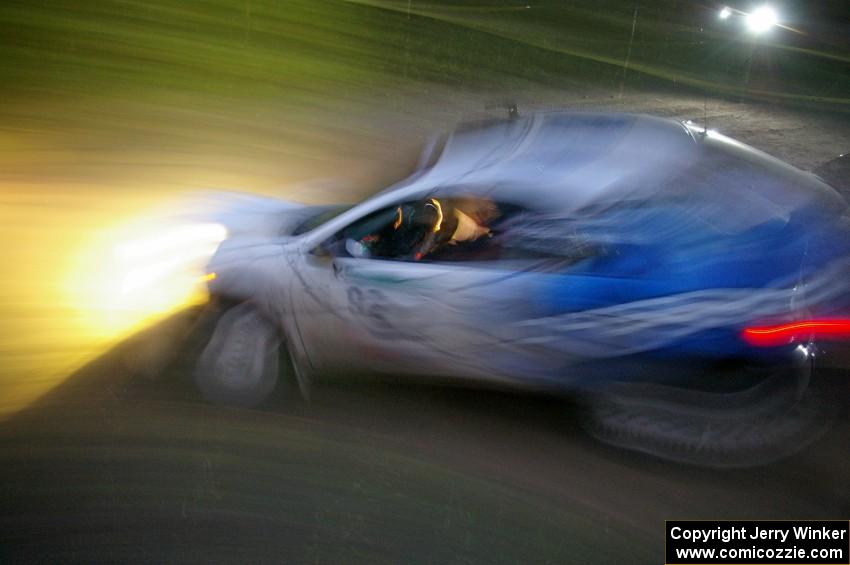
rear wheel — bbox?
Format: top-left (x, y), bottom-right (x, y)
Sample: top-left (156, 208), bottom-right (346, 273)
top-left (194, 301), bottom-right (282, 408)
top-left (580, 361), bottom-right (834, 467)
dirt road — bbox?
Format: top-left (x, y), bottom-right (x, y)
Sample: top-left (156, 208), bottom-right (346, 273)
top-left (2, 282), bottom-right (849, 563)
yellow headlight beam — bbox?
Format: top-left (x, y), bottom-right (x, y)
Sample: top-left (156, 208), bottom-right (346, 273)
top-left (115, 223), bottom-right (227, 260)
top-left (67, 220), bottom-right (227, 339)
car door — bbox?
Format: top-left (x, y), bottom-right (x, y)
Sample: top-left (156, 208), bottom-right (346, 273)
top-left (289, 198), bottom-right (469, 378)
top-left (289, 194), bottom-right (597, 385)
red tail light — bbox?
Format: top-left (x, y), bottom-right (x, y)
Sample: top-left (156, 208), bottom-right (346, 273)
top-left (742, 319), bottom-right (850, 347)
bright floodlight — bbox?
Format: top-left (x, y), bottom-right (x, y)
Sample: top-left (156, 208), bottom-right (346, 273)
top-left (747, 5), bottom-right (778, 33)
top-left (719, 6), bottom-right (731, 19)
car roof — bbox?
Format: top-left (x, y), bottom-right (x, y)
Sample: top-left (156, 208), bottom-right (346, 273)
top-left (402, 111), bottom-right (700, 210)
top-left (395, 110), bottom-right (843, 218)
top-left (305, 111), bottom-right (845, 245)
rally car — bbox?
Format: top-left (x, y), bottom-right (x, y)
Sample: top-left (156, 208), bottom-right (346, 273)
top-left (193, 112), bottom-right (850, 465)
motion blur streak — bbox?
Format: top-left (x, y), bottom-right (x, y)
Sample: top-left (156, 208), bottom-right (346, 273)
top-left (0, 188), bottom-right (226, 419)
top-left (0, 1), bottom-right (848, 562)
top-left (68, 218), bottom-right (227, 334)
top-left (742, 319), bottom-right (850, 347)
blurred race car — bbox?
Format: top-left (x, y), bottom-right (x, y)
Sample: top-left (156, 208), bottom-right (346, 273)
top-left (194, 112), bottom-right (850, 465)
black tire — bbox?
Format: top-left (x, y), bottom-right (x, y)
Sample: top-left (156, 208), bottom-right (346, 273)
top-left (580, 367), bottom-right (835, 468)
top-left (194, 301), bottom-right (282, 408)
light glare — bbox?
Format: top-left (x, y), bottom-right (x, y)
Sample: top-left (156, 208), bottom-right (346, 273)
top-left (746, 5), bottom-right (778, 33)
top-left (67, 220), bottom-right (227, 338)
top-left (719, 6), bottom-right (731, 19)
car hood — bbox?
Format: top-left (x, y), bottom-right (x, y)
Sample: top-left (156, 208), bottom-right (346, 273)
top-left (173, 190), bottom-right (317, 238)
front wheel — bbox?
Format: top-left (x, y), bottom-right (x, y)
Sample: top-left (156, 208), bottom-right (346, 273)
top-left (194, 301), bottom-right (282, 407)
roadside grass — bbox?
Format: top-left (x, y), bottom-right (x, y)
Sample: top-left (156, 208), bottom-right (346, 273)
top-left (2, 0), bottom-right (848, 159)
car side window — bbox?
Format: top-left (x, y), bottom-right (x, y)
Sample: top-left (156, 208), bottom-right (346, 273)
top-left (322, 199), bottom-right (447, 261)
top-left (321, 195), bottom-right (602, 265)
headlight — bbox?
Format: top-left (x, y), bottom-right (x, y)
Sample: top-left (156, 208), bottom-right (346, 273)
top-left (114, 223), bottom-right (227, 295)
top-left (67, 220), bottom-right (227, 337)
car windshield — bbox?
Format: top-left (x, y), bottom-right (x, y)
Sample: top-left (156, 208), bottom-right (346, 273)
top-left (291, 204), bottom-right (354, 235)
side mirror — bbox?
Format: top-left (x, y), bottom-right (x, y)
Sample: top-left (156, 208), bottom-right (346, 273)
top-left (313, 237), bottom-right (369, 260)
top-left (313, 236), bottom-right (344, 258)
top-left (311, 243), bottom-right (332, 258)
